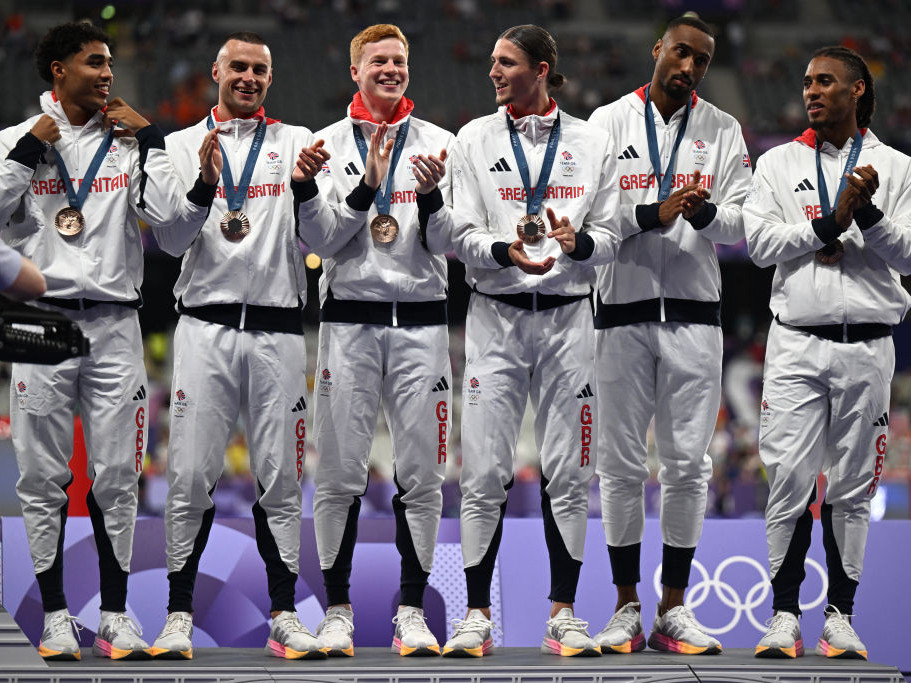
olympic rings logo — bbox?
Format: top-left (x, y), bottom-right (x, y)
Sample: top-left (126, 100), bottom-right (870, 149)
top-left (652, 556), bottom-right (828, 634)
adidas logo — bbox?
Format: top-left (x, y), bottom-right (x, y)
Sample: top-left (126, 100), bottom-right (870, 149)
top-left (132, 385), bottom-right (146, 401)
top-left (291, 396), bottom-right (307, 413)
top-left (489, 157), bottom-right (512, 172)
top-left (794, 178), bottom-right (815, 192)
top-left (575, 383), bottom-right (593, 399)
top-left (618, 145), bottom-right (639, 160)
top-left (344, 161), bottom-right (359, 176)
top-left (431, 376), bottom-right (450, 392)
top-left (874, 412), bottom-right (889, 427)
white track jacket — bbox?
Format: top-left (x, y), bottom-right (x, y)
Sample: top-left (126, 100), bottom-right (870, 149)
top-left (158, 107), bottom-right (344, 309)
top-left (588, 86), bottom-right (751, 309)
top-left (0, 91), bottom-right (193, 301)
top-left (450, 102), bottom-right (622, 296)
top-left (744, 127), bottom-right (911, 326)
top-left (301, 95), bottom-right (454, 305)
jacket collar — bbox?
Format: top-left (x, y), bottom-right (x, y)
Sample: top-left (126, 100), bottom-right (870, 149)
top-left (794, 127), bottom-right (869, 152)
top-left (348, 91), bottom-right (414, 124)
top-left (633, 83), bottom-right (698, 120)
top-left (210, 105), bottom-right (279, 124)
top-left (504, 98), bottom-right (559, 145)
top-left (346, 92), bottom-right (414, 138)
top-left (42, 90), bottom-right (105, 132)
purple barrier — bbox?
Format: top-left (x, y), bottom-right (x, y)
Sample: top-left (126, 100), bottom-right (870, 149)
top-left (1, 517), bottom-right (908, 670)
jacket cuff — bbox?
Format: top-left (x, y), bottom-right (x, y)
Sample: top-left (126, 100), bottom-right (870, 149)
top-left (417, 187), bottom-right (444, 248)
top-left (854, 203), bottom-right (884, 231)
top-left (635, 203), bottom-right (664, 231)
top-left (492, 241), bottom-right (515, 268)
top-left (566, 231), bottom-right (595, 261)
top-left (7, 132), bottom-right (46, 170)
top-left (416, 187), bottom-right (444, 214)
top-left (345, 177), bottom-right (376, 212)
top-left (186, 174), bottom-right (218, 208)
top-left (135, 124), bottom-right (165, 151)
top-left (811, 213), bottom-right (842, 244)
top-left (291, 178), bottom-right (318, 203)
top-left (685, 202), bottom-right (717, 230)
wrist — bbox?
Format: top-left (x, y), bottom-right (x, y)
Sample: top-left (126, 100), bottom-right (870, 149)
top-left (363, 173), bottom-right (381, 191)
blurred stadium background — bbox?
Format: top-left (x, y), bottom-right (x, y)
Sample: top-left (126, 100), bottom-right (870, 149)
top-left (1, 0), bottom-right (910, 523)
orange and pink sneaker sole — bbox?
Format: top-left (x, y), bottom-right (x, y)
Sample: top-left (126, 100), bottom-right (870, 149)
top-left (602, 632), bottom-right (646, 654)
top-left (817, 638), bottom-right (867, 660)
top-left (648, 632), bottom-right (722, 655)
top-left (541, 637), bottom-right (602, 656)
top-left (266, 639), bottom-right (327, 660)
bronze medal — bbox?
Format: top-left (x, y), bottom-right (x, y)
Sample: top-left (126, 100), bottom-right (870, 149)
top-left (55, 207), bottom-right (85, 237)
top-left (220, 210), bottom-right (251, 242)
top-left (370, 214), bottom-right (399, 244)
top-left (815, 239), bottom-right (844, 265)
top-left (516, 214), bottom-right (546, 244)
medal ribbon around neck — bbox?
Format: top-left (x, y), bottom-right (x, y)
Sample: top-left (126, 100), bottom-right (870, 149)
top-left (52, 124), bottom-right (116, 214)
top-left (352, 118), bottom-right (411, 215)
top-left (206, 113), bottom-right (266, 211)
top-left (643, 84), bottom-right (691, 201)
top-left (506, 111), bottom-right (561, 217)
top-left (816, 130), bottom-right (863, 216)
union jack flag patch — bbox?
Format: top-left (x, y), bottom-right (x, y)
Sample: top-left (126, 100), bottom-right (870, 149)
top-left (742, 154), bottom-right (751, 168)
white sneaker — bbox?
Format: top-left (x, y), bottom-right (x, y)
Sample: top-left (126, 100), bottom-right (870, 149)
top-left (316, 606), bottom-right (354, 657)
top-left (648, 605), bottom-right (722, 655)
top-left (93, 611), bottom-right (149, 659)
top-left (442, 609), bottom-right (495, 658)
top-left (816, 605), bottom-right (867, 660)
top-left (595, 602), bottom-right (645, 654)
top-left (38, 609), bottom-right (82, 660)
top-left (541, 607), bottom-right (601, 656)
top-left (266, 611), bottom-right (326, 660)
top-left (755, 611), bottom-right (803, 658)
top-left (149, 611), bottom-right (193, 659)
top-left (391, 606), bottom-right (440, 656)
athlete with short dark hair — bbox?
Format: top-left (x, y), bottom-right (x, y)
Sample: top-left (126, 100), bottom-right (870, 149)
top-left (147, 31), bottom-right (332, 661)
top-left (0, 20), bottom-right (188, 661)
top-left (588, 15), bottom-right (751, 655)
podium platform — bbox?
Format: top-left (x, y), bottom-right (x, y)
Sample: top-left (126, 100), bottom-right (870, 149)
top-left (1, 646), bottom-right (904, 683)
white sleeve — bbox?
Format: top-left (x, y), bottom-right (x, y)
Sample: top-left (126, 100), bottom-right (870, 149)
top-left (857, 160), bottom-right (911, 275)
top-left (588, 107), bottom-right (644, 239)
top-left (449, 135), bottom-right (502, 269)
top-left (0, 128), bottom-right (42, 232)
top-left (0, 240), bottom-right (22, 289)
top-left (566, 137), bottom-right (622, 266)
top-left (689, 122), bottom-right (749, 245)
top-left (420, 132), bottom-right (456, 255)
top-left (295, 162), bottom-right (373, 258)
top-left (142, 129), bottom-right (213, 256)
